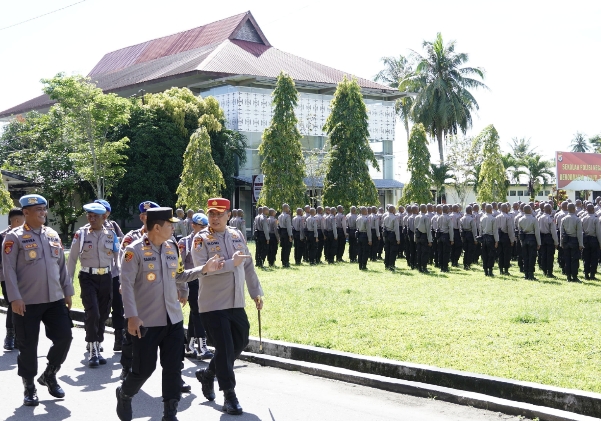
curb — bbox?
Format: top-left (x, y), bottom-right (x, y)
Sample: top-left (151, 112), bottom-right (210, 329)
top-left (239, 351), bottom-right (599, 421)
top-left (2, 302), bottom-right (600, 419)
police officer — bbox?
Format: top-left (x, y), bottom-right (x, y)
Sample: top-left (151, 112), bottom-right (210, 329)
top-left (480, 205), bottom-right (499, 277)
top-left (116, 207), bottom-right (209, 421)
top-left (94, 199), bottom-right (126, 352)
top-left (347, 206), bottom-right (358, 263)
top-left (179, 213), bottom-right (214, 360)
top-left (191, 198), bottom-right (264, 416)
top-left (496, 204), bottom-right (515, 275)
top-left (560, 203), bottom-right (583, 282)
top-left (406, 206), bottom-right (417, 269)
top-left (305, 208), bottom-right (319, 265)
top-left (235, 210), bottom-right (247, 241)
top-left (355, 206), bottom-right (371, 270)
top-left (581, 204), bottom-right (601, 280)
top-left (1, 208), bottom-right (24, 351)
top-left (335, 205), bottom-right (347, 262)
top-left (2, 194), bottom-right (73, 406)
top-left (518, 205), bottom-right (541, 280)
top-left (459, 206), bottom-right (478, 270)
top-left (119, 200), bottom-right (160, 380)
top-left (538, 204), bottom-right (558, 278)
top-left (315, 206), bottom-right (325, 264)
top-left (292, 208), bottom-right (305, 265)
top-left (450, 205), bottom-right (463, 267)
top-left (437, 205), bottom-right (454, 273)
top-left (67, 202), bottom-right (119, 367)
top-left (414, 205), bottom-right (432, 273)
top-left (382, 205), bottom-right (400, 270)
top-left (278, 204), bottom-right (293, 268)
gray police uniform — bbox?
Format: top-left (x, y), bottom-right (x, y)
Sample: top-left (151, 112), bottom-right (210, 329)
top-left (355, 215), bottom-right (371, 270)
top-left (496, 212), bottom-right (516, 273)
top-left (2, 224), bottom-right (73, 381)
top-left (278, 212), bottom-right (293, 267)
top-left (581, 213), bottom-right (601, 278)
top-left (292, 215), bottom-right (305, 265)
top-left (120, 235), bottom-right (200, 403)
top-left (67, 224), bottom-right (117, 343)
top-left (479, 213), bottom-right (499, 274)
top-left (437, 213), bottom-right (454, 272)
top-left (459, 214), bottom-right (478, 269)
top-left (347, 213), bottom-right (358, 262)
top-left (178, 233), bottom-right (207, 343)
top-left (335, 212), bottom-right (347, 261)
top-left (538, 213), bottom-right (558, 276)
top-left (518, 214), bottom-right (541, 279)
top-left (382, 212), bottom-right (400, 269)
top-left (0, 227), bottom-right (15, 334)
top-left (560, 213), bottom-right (583, 280)
top-left (191, 226), bottom-right (263, 392)
top-left (414, 213), bottom-right (432, 272)
top-left (305, 215), bottom-right (319, 264)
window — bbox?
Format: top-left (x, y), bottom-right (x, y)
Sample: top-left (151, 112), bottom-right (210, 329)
top-left (545, 190), bottom-right (551, 196)
top-left (537, 191), bottom-right (543, 197)
top-left (510, 190), bottom-right (516, 196)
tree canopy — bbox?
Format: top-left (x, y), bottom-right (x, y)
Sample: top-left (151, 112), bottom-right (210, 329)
top-left (322, 77), bottom-right (378, 208)
top-left (258, 72), bottom-right (306, 210)
top-left (400, 123), bottom-right (432, 205)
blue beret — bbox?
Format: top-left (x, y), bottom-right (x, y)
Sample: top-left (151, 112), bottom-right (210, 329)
top-left (83, 203), bottom-right (107, 215)
top-left (19, 194), bottom-right (47, 208)
top-left (138, 201), bottom-right (159, 214)
top-left (192, 213), bottom-right (208, 225)
top-left (94, 199), bottom-right (111, 212)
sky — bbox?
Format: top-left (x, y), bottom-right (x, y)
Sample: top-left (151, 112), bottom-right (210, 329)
top-left (1, 0), bottom-right (600, 181)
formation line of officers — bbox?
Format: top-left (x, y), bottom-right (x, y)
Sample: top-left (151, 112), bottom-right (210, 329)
top-left (248, 198), bottom-right (601, 282)
top-left (0, 194), bottom-right (262, 420)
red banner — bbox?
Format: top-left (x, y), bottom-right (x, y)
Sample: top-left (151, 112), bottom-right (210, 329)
top-left (556, 151), bottom-right (601, 188)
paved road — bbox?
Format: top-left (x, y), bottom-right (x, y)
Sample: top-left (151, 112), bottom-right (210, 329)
top-left (0, 314), bottom-right (529, 421)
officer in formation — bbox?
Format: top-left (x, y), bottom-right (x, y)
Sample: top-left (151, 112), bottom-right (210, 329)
top-left (413, 205), bottom-right (432, 273)
top-left (277, 204), bottom-right (293, 268)
top-left (178, 213), bottom-right (214, 360)
top-left (382, 205), bottom-right (400, 271)
top-left (459, 206), bottom-right (478, 270)
top-left (67, 202), bottom-right (119, 367)
top-left (116, 207), bottom-right (214, 421)
top-left (292, 208), bottom-right (305, 265)
top-left (347, 206), bottom-right (358, 263)
top-left (479, 205), bottom-right (498, 277)
top-left (2, 195), bottom-right (73, 406)
top-left (1, 208), bottom-right (24, 351)
top-left (191, 198), bottom-right (263, 416)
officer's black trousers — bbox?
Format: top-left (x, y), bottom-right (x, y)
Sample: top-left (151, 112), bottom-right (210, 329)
top-left (378, 227), bottom-right (384, 257)
top-left (481, 235), bottom-right (496, 271)
top-left (498, 232), bottom-right (512, 270)
top-left (279, 229), bottom-right (292, 266)
top-left (186, 280), bottom-right (206, 341)
top-left (316, 230), bottom-right (324, 262)
top-left (1, 281), bottom-right (14, 329)
top-left (384, 232), bottom-right (398, 268)
top-left (583, 236), bottom-right (600, 277)
top-left (255, 231), bottom-right (267, 266)
top-left (306, 232), bottom-right (317, 264)
top-left (14, 299), bottom-right (72, 379)
top-left (121, 322), bottom-right (133, 370)
top-left (348, 229), bottom-right (357, 262)
top-left (562, 236), bottom-right (580, 276)
top-left (325, 231), bottom-right (336, 263)
top-left (268, 233), bottom-right (278, 265)
top-left (439, 234), bottom-right (451, 271)
top-left (539, 233), bottom-right (555, 275)
top-left (451, 229), bottom-right (462, 265)
top-left (201, 308), bottom-right (250, 391)
top-left (370, 229), bottom-right (379, 260)
top-left (111, 276), bottom-right (124, 331)
top-left (406, 230), bottom-right (415, 267)
top-left (122, 319), bottom-right (184, 402)
top-left (356, 232), bottom-right (369, 269)
top-left (462, 232), bottom-right (475, 267)
top-left (292, 231), bottom-right (304, 264)
top-left (415, 236), bottom-right (429, 271)
top-left (557, 230), bottom-right (564, 271)
top-left (329, 231), bottom-right (339, 262)
top-left (398, 232), bottom-right (405, 258)
top-left (515, 231), bottom-right (524, 271)
top-left (79, 271), bottom-right (112, 343)
top-left (521, 235), bottom-right (538, 275)
top-left (336, 228), bottom-right (346, 260)
top-left (431, 232), bottom-right (438, 265)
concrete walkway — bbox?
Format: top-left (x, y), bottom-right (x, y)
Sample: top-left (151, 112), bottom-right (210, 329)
top-left (0, 315), bottom-right (529, 421)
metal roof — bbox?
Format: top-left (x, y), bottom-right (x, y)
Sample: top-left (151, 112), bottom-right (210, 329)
top-left (0, 11), bottom-right (403, 119)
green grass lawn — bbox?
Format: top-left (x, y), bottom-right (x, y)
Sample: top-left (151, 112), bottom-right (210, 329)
top-left (69, 243), bottom-right (601, 393)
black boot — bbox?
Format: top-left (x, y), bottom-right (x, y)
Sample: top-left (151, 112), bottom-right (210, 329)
top-left (22, 378), bottom-right (39, 406)
top-left (162, 399), bottom-right (179, 421)
top-left (222, 388), bottom-right (243, 415)
top-left (114, 329), bottom-right (123, 352)
top-left (37, 364), bottom-right (65, 398)
top-left (181, 378), bottom-right (191, 393)
top-left (4, 328), bottom-right (15, 350)
top-left (116, 386), bottom-right (133, 421)
top-left (195, 368), bottom-right (215, 401)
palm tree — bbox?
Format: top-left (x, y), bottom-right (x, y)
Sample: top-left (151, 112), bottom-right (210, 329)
top-left (589, 134), bottom-right (601, 153)
top-left (509, 137), bottom-right (535, 160)
top-left (375, 55), bottom-right (414, 141)
top-left (430, 163), bottom-right (455, 203)
top-left (400, 33), bottom-right (488, 163)
top-left (516, 155), bottom-right (554, 199)
top-left (570, 132), bottom-right (589, 153)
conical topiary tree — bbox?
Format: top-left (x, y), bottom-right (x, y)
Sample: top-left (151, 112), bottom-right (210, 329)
top-left (476, 124), bottom-right (506, 203)
top-left (400, 123), bottom-right (432, 205)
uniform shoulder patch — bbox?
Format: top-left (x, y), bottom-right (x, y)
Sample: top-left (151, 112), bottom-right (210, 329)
top-left (4, 241), bottom-right (14, 254)
top-left (124, 251), bottom-right (134, 263)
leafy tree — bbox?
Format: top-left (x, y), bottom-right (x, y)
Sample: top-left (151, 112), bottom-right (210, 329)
top-left (322, 77), bottom-right (379, 208)
top-left (1, 110), bottom-right (88, 239)
top-left (258, 72), bottom-right (306, 210)
top-left (400, 123), bottom-right (432, 205)
top-left (476, 125), bottom-right (506, 202)
top-left (516, 155), bottom-right (554, 200)
top-left (446, 135), bottom-right (481, 208)
top-left (509, 137), bottom-right (535, 160)
top-left (176, 97), bottom-right (225, 209)
top-left (589, 134), bottom-right (601, 153)
top-left (210, 129), bottom-right (247, 200)
top-left (0, 183), bottom-right (12, 214)
top-left (401, 33), bottom-right (488, 163)
top-left (42, 74), bottom-right (131, 198)
top-left (375, 55), bottom-right (415, 141)
top-left (570, 132), bottom-right (589, 153)
top-left (430, 163), bottom-right (455, 204)
top-left (305, 147), bottom-right (329, 206)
